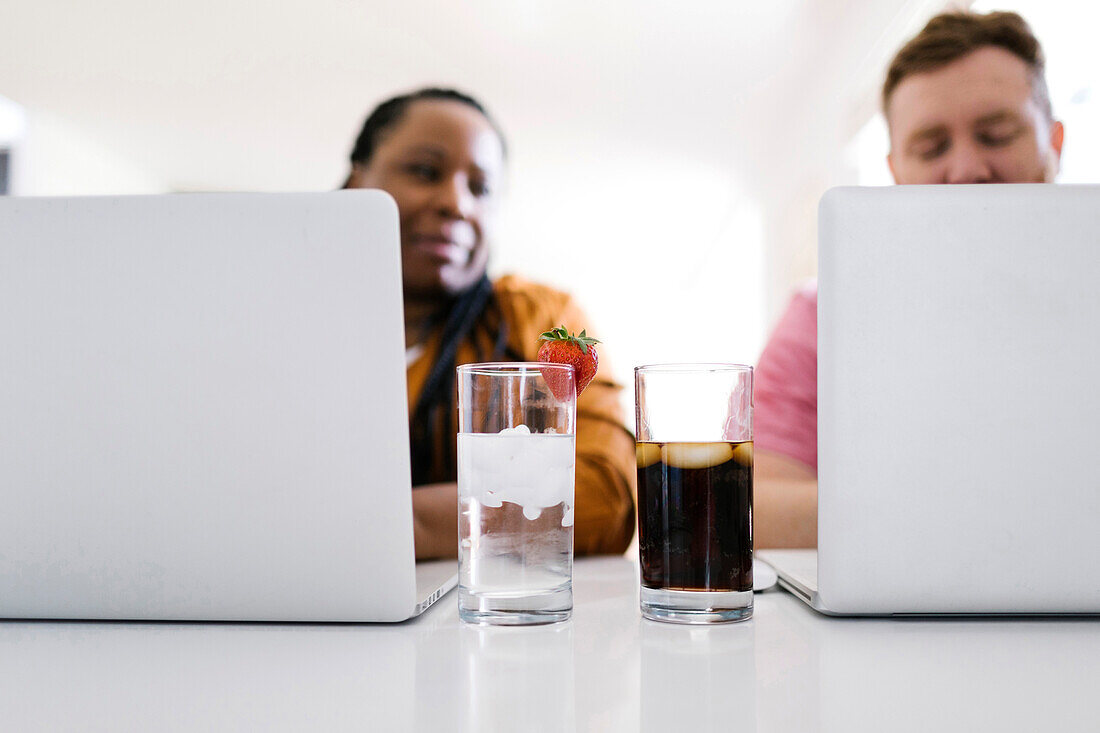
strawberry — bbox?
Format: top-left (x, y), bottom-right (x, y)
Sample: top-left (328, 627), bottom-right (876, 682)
top-left (537, 325), bottom-right (600, 401)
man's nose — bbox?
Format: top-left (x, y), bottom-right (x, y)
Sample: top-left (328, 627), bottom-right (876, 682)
top-left (434, 175), bottom-right (476, 219)
top-left (944, 142), bottom-right (995, 184)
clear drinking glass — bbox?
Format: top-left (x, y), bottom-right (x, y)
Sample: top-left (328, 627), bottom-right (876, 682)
top-left (456, 362), bottom-right (577, 625)
top-left (634, 364), bottom-right (754, 624)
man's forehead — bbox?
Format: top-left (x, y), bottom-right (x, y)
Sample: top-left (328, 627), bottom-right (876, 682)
top-left (887, 46), bottom-right (1035, 133)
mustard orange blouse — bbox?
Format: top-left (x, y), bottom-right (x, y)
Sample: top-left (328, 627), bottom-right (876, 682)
top-left (405, 275), bottom-right (636, 555)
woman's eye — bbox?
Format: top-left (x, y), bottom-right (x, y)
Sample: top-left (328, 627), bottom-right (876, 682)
top-left (406, 163), bottom-right (439, 181)
top-left (470, 180), bottom-right (491, 198)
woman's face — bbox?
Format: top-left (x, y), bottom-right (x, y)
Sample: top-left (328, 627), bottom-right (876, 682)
top-left (346, 99), bottom-right (505, 298)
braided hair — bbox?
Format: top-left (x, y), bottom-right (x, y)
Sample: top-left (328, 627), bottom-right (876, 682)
top-left (408, 275), bottom-right (520, 484)
top-left (348, 88), bottom-right (508, 173)
top-left (348, 87), bottom-right (518, 485)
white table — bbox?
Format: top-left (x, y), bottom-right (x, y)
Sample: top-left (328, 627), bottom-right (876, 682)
top-left (1, 556), bottom-right (1097, 732)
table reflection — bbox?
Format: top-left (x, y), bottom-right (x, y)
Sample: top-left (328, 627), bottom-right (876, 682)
top-left (459, 622), bottom-right (575, 732)
top-left (640, 620), bottom-right (756, 732)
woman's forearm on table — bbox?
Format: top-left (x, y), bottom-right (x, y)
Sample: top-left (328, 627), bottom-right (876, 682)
top-left (412, 482), bottom-right (458, 560)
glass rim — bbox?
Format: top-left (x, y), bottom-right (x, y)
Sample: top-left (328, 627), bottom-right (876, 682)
top-left (456, 361), bottom-right (575, 377)
top-left (634, 362), bottom-right (753, 374)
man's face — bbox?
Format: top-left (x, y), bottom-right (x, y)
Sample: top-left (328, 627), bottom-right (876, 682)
top-left (887, 46), bottom-right (1064, 185)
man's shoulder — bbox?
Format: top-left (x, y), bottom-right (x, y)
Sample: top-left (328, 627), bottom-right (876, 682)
top-left (763, 279), bottom-right (817, 355)
top-left (792, 279), bottom-right (818, 306)
top-left (779, 279), bottom-right (818, 329)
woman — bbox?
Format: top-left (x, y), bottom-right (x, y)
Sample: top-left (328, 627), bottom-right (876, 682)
top-left (344, 88), bottom-right (635, 558)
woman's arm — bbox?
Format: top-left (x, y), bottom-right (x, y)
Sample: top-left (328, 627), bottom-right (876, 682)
top-left (411, 482), bottom-right (458, 560)
top-left (410, 419), bottom-right (637, 560)
top-left (558, 308), bottom-right (636, 555)
top-left (573, 392), bottom-right (637, 555)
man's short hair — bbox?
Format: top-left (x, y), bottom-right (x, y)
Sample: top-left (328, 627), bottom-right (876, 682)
top-left (882, 10), bottom-right (1052, 119)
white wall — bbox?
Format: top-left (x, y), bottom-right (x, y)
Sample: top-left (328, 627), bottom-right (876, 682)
top-left (492, 146), bottom-right (765, 391)
top-left (10, 108), bottom-right (166, 196)
top-left (1, 0), bottom-right (961, 396)
top-left (0, 95), bottom-right (24, 145)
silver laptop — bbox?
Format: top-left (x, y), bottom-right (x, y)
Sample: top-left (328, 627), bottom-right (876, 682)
top-left (0, 191), bottom-right (456, 622)
top-left (761, 184), bottom-right (1100, 615)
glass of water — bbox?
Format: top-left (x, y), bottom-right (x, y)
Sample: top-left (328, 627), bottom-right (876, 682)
top-left (456, 362), bottom-right (576, 625)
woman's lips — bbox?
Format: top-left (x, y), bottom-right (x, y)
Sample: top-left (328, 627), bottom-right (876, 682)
top-left (409, 236), bottom-right (470, 264)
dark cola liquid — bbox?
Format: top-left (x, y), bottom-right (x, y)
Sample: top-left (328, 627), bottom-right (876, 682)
top-left (637, 441), bottom-right (753, 592)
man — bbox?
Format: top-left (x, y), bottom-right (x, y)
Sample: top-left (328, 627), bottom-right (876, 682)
top-left (754, 10), bottom-right (1065, 548)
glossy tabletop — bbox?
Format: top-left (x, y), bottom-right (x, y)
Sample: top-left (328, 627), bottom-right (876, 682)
top-left (1, 556), bottom-right (1097, 732)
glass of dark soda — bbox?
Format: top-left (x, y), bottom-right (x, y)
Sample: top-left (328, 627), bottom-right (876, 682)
top-left (634, 364), bottom-right (753, 623)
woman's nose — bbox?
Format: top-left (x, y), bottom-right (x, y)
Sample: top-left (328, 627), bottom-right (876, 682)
top-left (434, 175), bottom-right (476, 219)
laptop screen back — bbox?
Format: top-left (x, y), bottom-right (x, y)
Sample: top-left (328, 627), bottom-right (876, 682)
top-left (0, 192), bottom-right (416, 620)
top-left (818, 185), bottom-right (1100, 614)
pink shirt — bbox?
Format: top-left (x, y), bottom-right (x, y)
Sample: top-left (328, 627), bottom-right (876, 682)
top-left (754, 282), bottom-right (818, 471)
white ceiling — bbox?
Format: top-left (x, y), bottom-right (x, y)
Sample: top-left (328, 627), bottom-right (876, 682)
top-left (0, 0), bottom-right (941, 193)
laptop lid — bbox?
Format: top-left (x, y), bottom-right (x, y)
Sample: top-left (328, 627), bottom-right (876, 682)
top-left (0, 191), bottom-right (431, 621)
top-left (817, 185), bottom-right (1100, 614)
